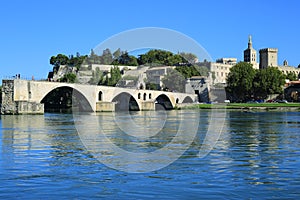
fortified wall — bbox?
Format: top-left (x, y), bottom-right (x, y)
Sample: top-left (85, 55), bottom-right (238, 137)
top-left (1, 80), bottom-right (44, 114)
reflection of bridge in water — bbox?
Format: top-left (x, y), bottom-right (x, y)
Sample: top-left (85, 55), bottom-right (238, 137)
top-left (1, 79), bottom-right (196, 114)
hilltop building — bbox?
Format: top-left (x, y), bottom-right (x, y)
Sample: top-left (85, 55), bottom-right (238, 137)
top-left (275, 60), bottom-right (300, 77)
top-left (145, 66), bottom-right (175, 89)
top-left (242, 35), bottom-right (300, 78)
top-left (198, 35), bottom-right (300, 86)
top-left (257, 47), bottom-right (300, 77)
top-left (244, 35), bottom-right (259, 69)
top-left (197, 58), bottom-right (237, 84)
top-left (259, 48), bottom-right (278, 69)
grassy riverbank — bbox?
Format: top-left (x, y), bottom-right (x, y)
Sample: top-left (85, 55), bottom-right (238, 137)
top-left (182, 103), bottom-right (300, 111)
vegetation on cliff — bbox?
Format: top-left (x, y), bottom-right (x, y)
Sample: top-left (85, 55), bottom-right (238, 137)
top-left (49, 49), bottom-right (208, 85)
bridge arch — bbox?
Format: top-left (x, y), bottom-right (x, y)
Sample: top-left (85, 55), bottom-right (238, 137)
top-left (182, 96), bottom-right (194, 103)
top-left (112, 92), bottom-right (140, 111)
top-left (155, 94), bottom-right (173, 110)
top-left (40, 86), bottom-right (93, 112)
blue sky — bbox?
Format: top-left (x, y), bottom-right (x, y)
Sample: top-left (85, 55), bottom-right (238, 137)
top-left (0, 0), bottom-right (299, 80)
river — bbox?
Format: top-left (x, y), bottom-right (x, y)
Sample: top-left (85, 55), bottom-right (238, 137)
top-left (0, 110), bottom-right (300, 199)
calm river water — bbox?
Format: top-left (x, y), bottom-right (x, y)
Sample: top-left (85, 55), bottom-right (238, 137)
top-left (0, 110), bottom-right (300, 199)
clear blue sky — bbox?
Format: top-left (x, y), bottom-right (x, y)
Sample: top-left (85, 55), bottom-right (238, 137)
top-left (0, 0), bottom-right (299, 80)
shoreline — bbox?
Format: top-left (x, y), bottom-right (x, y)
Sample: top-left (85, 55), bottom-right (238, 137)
top-left (179, 103), bottom-right (300, 111)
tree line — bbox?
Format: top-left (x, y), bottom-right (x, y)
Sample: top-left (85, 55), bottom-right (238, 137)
top-left (49, 49), bottom-right (208, 85)
top-left (225, 62), bottom-right (291, 102)
top-left (50, 49), bottom-right (200, 68)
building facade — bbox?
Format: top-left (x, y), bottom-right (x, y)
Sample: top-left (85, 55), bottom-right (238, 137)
top-left (275, 60), bottom-right (300, 77)
top-left (259, 48), bottom-right (278, 69)
top-left (145, 66), bottom-right (175, 89)
top-left (198, 58), bottom-right (236, 84)
top-left (185, 76), bottom-right (210, 102)
top-left (244, 35), bottom-right (259, 69)
top-left (257, 47), bottom-right (300, 78)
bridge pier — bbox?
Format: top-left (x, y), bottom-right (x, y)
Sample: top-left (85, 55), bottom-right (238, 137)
top-left (96, 102), bottom-right (116, 112)
top-left (95, 101), bottom-right (155, 112)
top-left (140, 101), bottom-right (155, 111)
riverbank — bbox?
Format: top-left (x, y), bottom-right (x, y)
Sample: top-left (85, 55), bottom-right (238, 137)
top-left (180, 103), bottom-right (300, 111)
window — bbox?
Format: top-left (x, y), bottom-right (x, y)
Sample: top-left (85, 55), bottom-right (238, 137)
top-left (98, 91), bottom-right (102, 101)
top-left (138, 93), bottom-right (141, 99)
top-left (143, 93), bottom-right (146, 101)
top-left (149, 93), bottom-right (152, 99)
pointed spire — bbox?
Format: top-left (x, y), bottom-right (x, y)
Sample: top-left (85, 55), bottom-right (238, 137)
top-left (248, 35), bottom-right (252, 49)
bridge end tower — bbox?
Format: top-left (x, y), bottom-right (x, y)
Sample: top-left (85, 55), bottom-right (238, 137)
top-left (1, 79), bottom-right (44, 114)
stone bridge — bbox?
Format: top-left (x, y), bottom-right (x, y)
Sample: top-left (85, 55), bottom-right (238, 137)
top-left (1, 79), bottom-right (197, 114)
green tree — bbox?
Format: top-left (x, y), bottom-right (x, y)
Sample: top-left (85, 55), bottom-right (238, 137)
top-left (253, 67), bottom-right (285, 99)
top-left (50, 54), bottom-right (69, 66)
top-left (161, 69), bottom-right (186, 92)
top-left (146, 82), bottom-right (159, 90)
top-left (175, 66), bottom-right (194, 78)
top-left (226, 62), bottom-right (256, 102)
top-left (113, 52), bottom-right (138, 66)
top-left (137, 49), bottom-right (198, 66)
top-left (179, 52), bottom-right (198, 63)
top-left (138, 53), bottom-right (151, 65)
top-left (194, 65), bottom-right (209, 77)
top-left (89, 67), bottom-right (104, 85)
top-left (101, 48), bottom-right (113, 64)
top-left (87, 49), bottom-right (101, 64)
top-left (175, 65), bottom-right (208, 79)
top-left (138, 49), bottom-right (174, 66)
top-left (67, 54), bottom-right (87, 69)
top-left (285, 72), bottom-right (298, 81)
top-left (165, 54), bottom-right (184, 66)
top-left (59, 73), bottom-right (77, 83)
top-left (107, 66), bottom-right (122, 86)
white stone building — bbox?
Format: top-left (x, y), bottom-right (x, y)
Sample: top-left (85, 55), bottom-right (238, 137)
top-left (197, 58), bottom-right (237, 84)
top-left (244, 35), bottom-right (259, 69)
top-left (259, 48), bottom-right (278, 69)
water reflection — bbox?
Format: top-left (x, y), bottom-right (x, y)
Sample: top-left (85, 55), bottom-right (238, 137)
top-left (1, 115), bottom-right (49, 164)
top-left (0, 111), bottom-right (300, 199)
top-left (222, 111), bottom-right (300, 186)
top-left (75, 110), bottom-right (200, 173)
